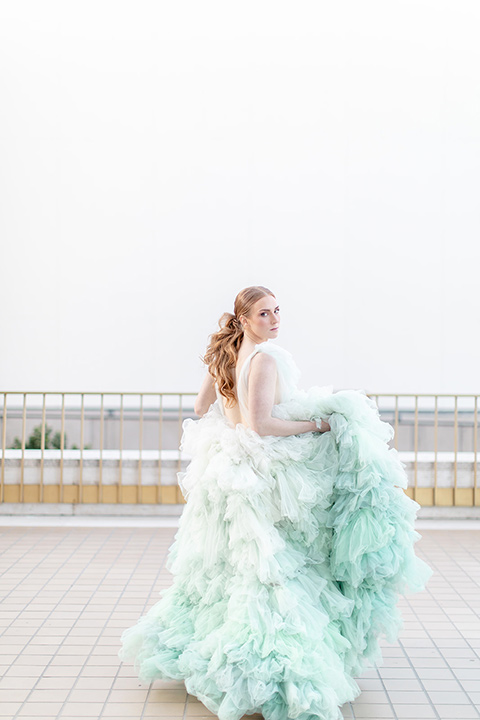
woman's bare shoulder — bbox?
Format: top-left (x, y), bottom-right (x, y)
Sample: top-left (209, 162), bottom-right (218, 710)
top-left (249, 350), bottom-right (277, 377)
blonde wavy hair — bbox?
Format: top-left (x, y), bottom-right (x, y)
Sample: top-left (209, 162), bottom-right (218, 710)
top-left (202, 285), bottom-right (276, 407)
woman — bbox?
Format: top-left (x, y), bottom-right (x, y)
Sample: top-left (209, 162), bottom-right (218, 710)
top-left (119, 285), bottom-right (432, 720)
top-left (194, 287), bottom-right (331, 436)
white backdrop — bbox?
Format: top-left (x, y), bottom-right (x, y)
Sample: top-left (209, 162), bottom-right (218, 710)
top-left (1, 1), bottom-right (479, 394)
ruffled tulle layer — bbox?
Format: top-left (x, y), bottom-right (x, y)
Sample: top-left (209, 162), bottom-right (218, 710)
top-left (119, 386), bottom-right (432, 720)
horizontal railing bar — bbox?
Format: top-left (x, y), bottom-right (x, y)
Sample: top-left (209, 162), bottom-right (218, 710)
top-left (1, 391), bottom-right (480, 400)
top-left (367, 393), bottom-right (480, 398)
top-left (0, 391), bottom-right (198, 396)
top-left (0, 409), bottom-right (196, 417)
top-left (1, 408), bottom-right (475, 417)
top-left (0, 406), bottom-right (197, 412)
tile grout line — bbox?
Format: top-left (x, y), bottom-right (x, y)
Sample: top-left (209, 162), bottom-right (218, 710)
top-left (183, 690), bottom-right (190, 720)
top-left (379, 527), bottom-right (443, 720)
top-left (98, 526), bottom-right (177, 720)
top-left (1, 527), bottom-right (95, 642)
top-left (401, 530), bottom-right (475, 717)
top-left (54, 527), bottom-right (157, 720)
top-left (373, 665), bottom-right (399, 720)
top-left (0, 527), bottom-right (35, 563)
top-left (402, 594), bottom-right (480, 719)
top-left (418, 537), bottom-right (480, 710)
top-left (351, 529), bottom-right (435, 720)
top-left (0, 527), bottom-right (65, 599)
top-left (394, 635), bottom-right (442, 720)
top-left (9, 528), bottom-right (115, 719)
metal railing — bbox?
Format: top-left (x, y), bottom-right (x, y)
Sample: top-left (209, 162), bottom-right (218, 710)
top-left (0, 392), bottom-right (196, 505)
top-left (369, 393), bottom-right (479, 507)
top-left (0, 392), bottom-right (479, 506)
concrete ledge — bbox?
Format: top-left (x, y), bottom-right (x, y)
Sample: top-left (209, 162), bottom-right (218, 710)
top-left (0, 512), bottom-right (478, 530)
top-left (0, 515), bottom-right (182, 527)
top-left (0, 502), bottom-right (185, 516)
top-left (417, 505), bottom-right (480, 519)
top-left (1, 502), bottom-right (480, 521)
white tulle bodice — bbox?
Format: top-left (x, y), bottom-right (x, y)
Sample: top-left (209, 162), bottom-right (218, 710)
top-left (215, 341), bottom-right (313, 428)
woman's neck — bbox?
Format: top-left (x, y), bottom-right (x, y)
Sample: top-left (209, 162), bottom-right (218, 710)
top-left (239, 332), bottom-right (268, 355)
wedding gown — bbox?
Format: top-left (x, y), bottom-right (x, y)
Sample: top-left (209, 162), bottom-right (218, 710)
top-left (119, 341), bottom-right (432, 720)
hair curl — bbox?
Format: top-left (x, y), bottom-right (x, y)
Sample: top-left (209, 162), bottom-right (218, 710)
top-left (202, 285), bottom-right (276, 407)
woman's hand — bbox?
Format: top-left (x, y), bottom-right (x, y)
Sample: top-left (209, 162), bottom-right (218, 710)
top-left (311, 419), bottom-right (330, 433)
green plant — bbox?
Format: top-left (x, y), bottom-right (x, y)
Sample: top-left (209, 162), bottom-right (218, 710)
top-left (11, 423), bottom-right (68, 450)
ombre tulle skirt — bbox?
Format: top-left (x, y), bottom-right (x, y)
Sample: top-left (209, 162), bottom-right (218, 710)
top-left (119, 387), bottom-right (433, 720)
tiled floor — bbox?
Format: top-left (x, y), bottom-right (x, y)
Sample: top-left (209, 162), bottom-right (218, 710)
top-left (0, 523), bottom-right (479, 720)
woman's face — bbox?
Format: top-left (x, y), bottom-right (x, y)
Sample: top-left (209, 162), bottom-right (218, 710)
top-left (241, 295), bottom-right (280, 343)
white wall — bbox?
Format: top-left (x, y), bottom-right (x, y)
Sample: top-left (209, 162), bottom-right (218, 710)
top-left (1, 0), bottom-right (479, 395)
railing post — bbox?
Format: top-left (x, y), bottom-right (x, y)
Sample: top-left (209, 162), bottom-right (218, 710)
top-left (434, 396), bottom-right (438, 507)
top-left (474, 395), bottom-right (478, 507)
top-left (138, 394), bottom-right (143, 504)
top-left (157, 394), bottom-right (163, 504)
top-left (177, 394), bottom-right (183, 503)
top-left (414, 395), bottom-right (418, 503)
top-left (99, 394), bottom-right (104, 503)
top-left (79, 393), bottom-right (84, 503)
top-left (119, 394), bottom-right (124, 503)
top-left (60, 394), bottom-right (65, 502)
top-left (40, 393), bottom-right (46, 502)
top-left (20, 393), bottom-right (27, 503)
top-left (454, 395), bottom-right (458, 506)
top-left (1, 394), bottom-right (6, 503)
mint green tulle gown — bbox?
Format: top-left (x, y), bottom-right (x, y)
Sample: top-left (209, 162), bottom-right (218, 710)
top-left (119, 342), bottom-right (433, 720)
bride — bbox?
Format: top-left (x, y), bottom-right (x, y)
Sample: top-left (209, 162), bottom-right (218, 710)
top-left (119, 284), bottom-right (432, 720)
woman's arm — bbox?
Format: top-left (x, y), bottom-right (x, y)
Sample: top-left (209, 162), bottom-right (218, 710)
top-left (194, 372), bottom-right (217, 416)
top-left (248, 353), bottom-right (330, 437)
